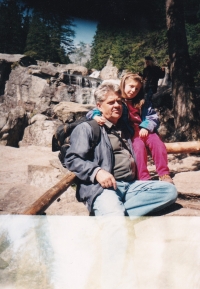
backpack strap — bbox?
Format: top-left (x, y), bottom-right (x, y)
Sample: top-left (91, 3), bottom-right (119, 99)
top-left (86, 119), bottom-right (101, 148)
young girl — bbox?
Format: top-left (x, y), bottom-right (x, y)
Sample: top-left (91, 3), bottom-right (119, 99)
top-left (87, 73), bottom-right (173, 184)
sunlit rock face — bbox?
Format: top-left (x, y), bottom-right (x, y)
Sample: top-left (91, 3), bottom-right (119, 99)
top-left (100, 58), bottom-right (119, 80)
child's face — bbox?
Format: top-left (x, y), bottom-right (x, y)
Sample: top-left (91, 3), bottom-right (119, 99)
top-left (124, 79), bottom-right (142, 99)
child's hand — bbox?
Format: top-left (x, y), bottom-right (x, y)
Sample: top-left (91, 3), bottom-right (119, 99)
top-left (94, 116), bottom-right (106, 126)
top-left (139, 128), bottom-right (149, 138)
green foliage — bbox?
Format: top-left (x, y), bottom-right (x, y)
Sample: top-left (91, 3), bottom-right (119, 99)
top-left (85, 59), bottom-right (91, 69)
top-left (24, 10), bottom-right (74, 63)
top-left (90, 23), bottom-right (117, 70)
top-left (90, 24), bottom-right (168, 74)
top-left (184, 0), bottom-right (200, 24)
top-left (0, 0), bottom-right (75, 63)
top-left (0, 0), bottom-right (25, 53)
top-left (90, 6), bottom-right (200, 84)
top-left (186, 23), bottom-right (200, 85)
top-left (24, 13), bottom-right (51, 61)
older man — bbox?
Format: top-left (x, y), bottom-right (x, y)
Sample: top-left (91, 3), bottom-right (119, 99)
top-left (64, 82), bottom-right (177, 217)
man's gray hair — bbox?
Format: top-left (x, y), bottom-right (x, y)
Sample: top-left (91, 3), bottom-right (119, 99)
top-left (94, 82), bottom-right (121, 103)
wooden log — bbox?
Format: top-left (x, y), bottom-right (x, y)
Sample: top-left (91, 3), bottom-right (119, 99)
top-left (23, 172), bottom-right (76, 215)
top-left (22, 141), bottom-right (200, 215)
top-left (164, 141), bottom-right (200, 154)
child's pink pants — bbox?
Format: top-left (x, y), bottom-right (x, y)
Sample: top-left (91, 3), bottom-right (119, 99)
top-left (132, 133), bottom-right (169, 180)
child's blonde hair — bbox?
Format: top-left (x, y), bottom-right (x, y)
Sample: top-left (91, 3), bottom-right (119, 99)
top-left (120, 73), bottom-right (144, 108)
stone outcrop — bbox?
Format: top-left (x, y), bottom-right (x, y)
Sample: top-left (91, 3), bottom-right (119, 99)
top-left (100, 58), bottom-right (119, 80)
top-left (0, 54), bottom-right (100, 146)
top-left (53, 101), bottom-right (94, 123)
top-left (5, 66), bottom-right (49, 109)
top-left (19, 115), bottom-right (61, 147)
top-left (57, 63), bottom-right (88, 75)
top-left (0, 106), bottom-right (28, 147)
top-left (0, 145), bottom-right (88, 215)
top-left (0, 53), bottom-right (36, 64)
top-left (0, 54), bottom-right (37, 96)
top-left (173, 171), bottom-right (200, 196)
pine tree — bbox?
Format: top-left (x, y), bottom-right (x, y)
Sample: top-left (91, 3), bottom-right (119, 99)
top-left (24, 9), bottom-right (75, 63)
top-left (24, 13), bottom-right (51, 60)
top-left (0, 0), bottom-right (24, 53)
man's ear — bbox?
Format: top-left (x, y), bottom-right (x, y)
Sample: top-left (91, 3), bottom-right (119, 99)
top-left (97, 102), bottom-right (102, 112)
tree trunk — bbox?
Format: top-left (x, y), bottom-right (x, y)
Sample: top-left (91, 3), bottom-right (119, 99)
top-left (166, 0), bottom-right (200, 141)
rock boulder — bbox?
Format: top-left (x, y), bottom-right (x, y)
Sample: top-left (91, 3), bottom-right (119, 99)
top-left (0, 145), bottom-right (88, 215)
top-left (19, 114), bottom-right (61, 147)
top-left (0, 106), bottom-right (27, 147)
top-left (53, 101), bottom-right (95, 123)
top-left (100, 58), bottom-right (119, 80)
top-left (57, 63), bottom-right (88, 76)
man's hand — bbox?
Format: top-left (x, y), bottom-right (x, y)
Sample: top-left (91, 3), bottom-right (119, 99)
top-left (139, 128), bottom-right (149, 138)
top-left (94, 116), bottom-right (106, 126)
top-left (96, 169), bottom-right (117, 190)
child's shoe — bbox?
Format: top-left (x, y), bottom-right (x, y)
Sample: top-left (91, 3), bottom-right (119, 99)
top-left (159, 174), bottom-right (174, 185)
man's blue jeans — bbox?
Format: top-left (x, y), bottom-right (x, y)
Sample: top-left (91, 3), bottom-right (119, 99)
top-left (92, 180), bottom-right (177, 217)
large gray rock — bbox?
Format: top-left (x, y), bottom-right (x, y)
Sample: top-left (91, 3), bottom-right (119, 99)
top-left (173, 171), bottom-right (200, 196)
top-left (19, 114), bottom-right (61, 147)
top-left (0, 145), bottom-right (88, 215)
top-left (53, 101), bottom-right (94, 123)
top-left (28, 63), bottom-right (59, 77)
top-left (0, 106), bottom-right (27, 146)
top-left (40, 63), bottom-right (59, 77)
top-left (0, 53), bottom-right (32, 64)
top-left (100, 58), bottom-right (119, 80)
top-left (52, 83), bottom-right (72, 103)
top-left (5, 66), bottom-right (49, 107)
top-left (0, 54), bottom-right (37, 95)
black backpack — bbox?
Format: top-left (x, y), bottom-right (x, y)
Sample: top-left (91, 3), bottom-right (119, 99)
top-left (52, 116), bottom-right (100, 167)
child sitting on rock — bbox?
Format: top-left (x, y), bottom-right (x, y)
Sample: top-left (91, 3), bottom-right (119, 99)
top-left (86, 73), bottom-right (174, 184)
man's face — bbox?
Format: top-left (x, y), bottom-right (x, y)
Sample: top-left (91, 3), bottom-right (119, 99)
top-left (145, 60), bottom-right (152, 66)
top-left (97, 91), bottom-right (122, 124)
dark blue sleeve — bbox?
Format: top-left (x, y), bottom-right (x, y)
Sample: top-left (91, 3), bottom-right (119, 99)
top-left (140, 98), bottom-right (159, 132)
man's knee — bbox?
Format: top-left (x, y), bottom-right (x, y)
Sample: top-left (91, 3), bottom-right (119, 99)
top-left (162, 182), bottom-right (178, 203)
top-left (169, 184), bottom-right (178, 201)
top-left (92, 190), bottom-right (125, 216)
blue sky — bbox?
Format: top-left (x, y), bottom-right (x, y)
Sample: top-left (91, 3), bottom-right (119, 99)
top-left (72, 18), bottom-right (98, 46)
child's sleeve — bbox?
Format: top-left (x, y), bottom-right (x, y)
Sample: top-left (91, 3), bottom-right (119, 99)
top-left (140, 103), bottom-right (160, 132)
top-left (86, 108), bottom-right (102, 120)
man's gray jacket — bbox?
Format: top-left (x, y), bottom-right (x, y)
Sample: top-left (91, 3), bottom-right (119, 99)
top-left (64, 121), bottom-right (133, 212)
